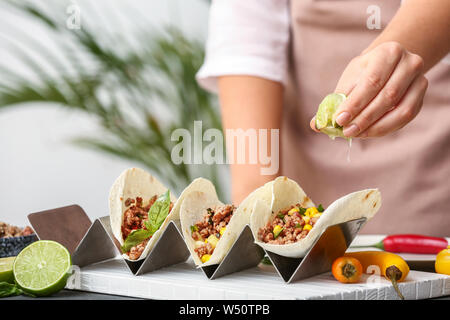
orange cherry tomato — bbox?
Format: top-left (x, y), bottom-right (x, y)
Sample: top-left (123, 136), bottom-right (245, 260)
top-left (332, 256), bottom-right (363, 283)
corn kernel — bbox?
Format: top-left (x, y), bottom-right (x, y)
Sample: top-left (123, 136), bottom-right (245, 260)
top-left (303, 224), bottom-right (312, 231)
top-left (273, 225), bottom-right (283, 238)
top-left (220, 227), bottom-right (226, 236)
top-left (312, 212), bottom-right (322, 218)
top-left (201, 254), bottom-right (211, 263)
top-left (305, 207), bottom-right (319, 217)
top-left (194, 241), bottom-right (204, 249)
top-left (207, 234), bottom-right (219, 249)
top-left (288, 207), bottom-right (299, 216)
top-left (303, 215), bottom-right (310, 224)
top-left (273, 225), bottom-right (282, 233)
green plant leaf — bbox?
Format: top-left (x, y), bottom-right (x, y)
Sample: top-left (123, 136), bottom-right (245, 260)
top-left (120, 229), bottom-right (152, 253)
top-left (144, 190), bottom-right (171, 234)
top-left (0, 1), bottom-right (229, 202)
top-left (0, 282), bottom-right (24, 298)
top-left (299, 207), bottom-right (307, 216)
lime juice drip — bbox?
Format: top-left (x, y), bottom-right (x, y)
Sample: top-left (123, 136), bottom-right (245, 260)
top-left (346, 138), bottom-right (352, 163)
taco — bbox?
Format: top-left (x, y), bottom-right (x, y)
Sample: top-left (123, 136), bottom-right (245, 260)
top-left (109, 168), bottom-right (215, 261)
top-left (180, 179), bottom-right (274, 267)
top-left (250, 176), bottom-right (381, 258)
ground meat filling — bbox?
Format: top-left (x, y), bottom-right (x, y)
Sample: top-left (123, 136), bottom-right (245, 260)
top-left (128, 239), bottom-right (149, 260)
top-left (121, 195), bottom-right (173, 260)
top-left (191, 204), bottom-right (235, 261)
top-left (257, 204), bottom-right (323, 245)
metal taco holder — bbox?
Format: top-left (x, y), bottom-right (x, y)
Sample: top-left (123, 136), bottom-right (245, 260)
top-left (194, 218), bottom-right (366, 281)
top-left (199, 224), bottom-right (265, 279)
top-left (265, 217), bottom-right (367, 283)
top-left (28, 205), bottom-right (190, 275)
top-left (27, 204), bottom-right (368, 283)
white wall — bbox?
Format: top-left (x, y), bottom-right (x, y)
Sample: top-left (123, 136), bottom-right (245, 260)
top-left (0, 0), bottom-right (211, 227)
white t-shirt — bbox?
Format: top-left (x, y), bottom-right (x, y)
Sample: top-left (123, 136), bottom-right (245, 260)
top-left (196, 0), bottom-right (449, 94)
top-left (196, 0), bottom-right (289, 93)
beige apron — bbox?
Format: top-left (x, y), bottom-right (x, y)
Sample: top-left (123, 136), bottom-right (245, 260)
top-left (283, 0), bottom-right (450, 236)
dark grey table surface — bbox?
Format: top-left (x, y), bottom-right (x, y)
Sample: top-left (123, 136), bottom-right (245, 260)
top-left (3, 289), bottom-right (141, 300)
top-left (2, 289), bottom-right (449, 300)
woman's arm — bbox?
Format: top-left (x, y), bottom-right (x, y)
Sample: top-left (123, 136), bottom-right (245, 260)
top-left (218, 76), bottom-right (283, 204)
top-left (196, 0), bottom-right (289, 204)
top-left (367, 0), bottom-right (450, 71)
top-left (311, 0), bottom-right (450, 138)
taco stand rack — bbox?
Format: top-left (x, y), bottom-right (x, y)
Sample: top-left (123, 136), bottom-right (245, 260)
top-left (200, 225), bottom-right (265, 279)
top-left (28, 205), bottom-right (190, 275)
top-left (28, 204), bottom-right (366, 283)
top-left (266, 217), bottom-right (367, 283)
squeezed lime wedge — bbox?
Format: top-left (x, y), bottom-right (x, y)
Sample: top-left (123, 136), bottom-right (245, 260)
top-left (0, 256), bottom-right (16, 283)
top-left (13, 240), bottom-right (71, 296)
top-left (315, 93), bottom-right (347, 140)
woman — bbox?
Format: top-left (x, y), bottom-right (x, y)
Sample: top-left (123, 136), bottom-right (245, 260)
top-left (196, 0), bottom-right (450, 236)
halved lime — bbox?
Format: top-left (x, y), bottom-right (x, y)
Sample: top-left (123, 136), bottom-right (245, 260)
top-left (0, 256), bottom-right (16, 283)
top-left (315, 93), bottom-right (347, 139)
top-left (13, 240), bottom-right (71, 296)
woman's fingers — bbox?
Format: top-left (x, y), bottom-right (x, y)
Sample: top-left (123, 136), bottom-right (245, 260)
top-left (343, 52), bottom-right (425, 137)
top-left (334, 42), bottom-right (404, 127)
top-left (334, 57), bottom-right (361, 96)
top-left (357, 75), bottom-right (428, 138)
top-left (310, 117), bottom-right (320, 132)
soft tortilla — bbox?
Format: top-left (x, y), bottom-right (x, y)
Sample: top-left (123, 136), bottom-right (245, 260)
top-left (180, 178), bottom-right (274, 267)
top-left (109, 168), bottom-right (216, 261)
top-left (250, 176), bottom-right (381, 258)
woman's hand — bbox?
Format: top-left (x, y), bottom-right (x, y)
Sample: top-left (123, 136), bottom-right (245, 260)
top-left (311, 42), bottom-right (428, 138)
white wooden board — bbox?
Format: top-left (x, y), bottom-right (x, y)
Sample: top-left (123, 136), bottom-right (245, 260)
top-left (70, 257), bottom-right (450, 300)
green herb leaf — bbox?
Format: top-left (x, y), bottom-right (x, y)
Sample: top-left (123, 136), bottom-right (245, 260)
top-left (0, 282), bottom-right (24, 298)
top-left (144, 190), bottom-right (171, 234)
top-left (317, 204), bottom-right (324, 212)
top-left (299, 207), bottom-right (307, 216)
top-left (277, 213), bottom-right (285, 219)
top-left (190, 225), bottom-right (198, 233)
top-left (261, 256), bottom-right (272, 265)
top-left (295, 223), bottom-right (302, 228)
top-left (121, 229), bottom-right (152, 253)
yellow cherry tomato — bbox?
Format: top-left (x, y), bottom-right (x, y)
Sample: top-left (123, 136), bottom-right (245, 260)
top-left (435, 245), bottom-right (450, 275)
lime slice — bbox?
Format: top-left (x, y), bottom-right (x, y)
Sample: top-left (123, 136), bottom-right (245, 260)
top-left (0, 257), bottom-right (16, 283)
top-left (13, 240), bottom-right (71, 296)
top-left (315, 93), bottom-right (347, 139)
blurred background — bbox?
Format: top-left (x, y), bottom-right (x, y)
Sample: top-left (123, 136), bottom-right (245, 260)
top-left (0, 0), bottom-right (229, 226)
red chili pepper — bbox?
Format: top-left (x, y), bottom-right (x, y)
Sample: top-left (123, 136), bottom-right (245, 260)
top-left (354, 234), bottom-right (448, 254)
